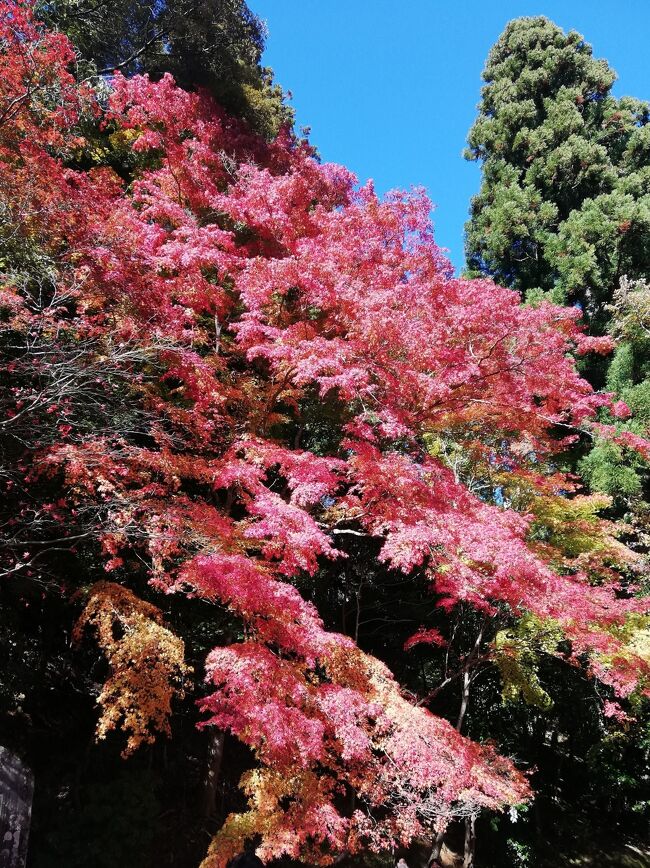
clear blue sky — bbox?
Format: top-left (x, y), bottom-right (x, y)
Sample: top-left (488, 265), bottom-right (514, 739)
top-left (253, 1), bottom-right (650, 272)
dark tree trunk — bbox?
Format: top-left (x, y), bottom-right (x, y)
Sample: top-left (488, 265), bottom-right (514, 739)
top-left (430, 624), bottom-right (484, 868)
top-left (0, 746), bottom-right (34, 868)
top-left (429, 831), bottom-right (444, 865)
top-left (202, 728), bottom-right (225, 820)
top-left (462, 815), bottom-right (476, 868)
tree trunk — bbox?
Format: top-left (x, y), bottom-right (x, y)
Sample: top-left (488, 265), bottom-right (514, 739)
top-left (428, 831), bottom-right (444, 865)
top-left (430, 624), bottom-right (484, 868)
top-left (0, 746), bottom-right (34, 868)
top-left (456, 670), bottom-right (471, 732)
top-left (202, 728), bottom-right (225, 820)
top-left (462, 815), bottom-right (476, 868)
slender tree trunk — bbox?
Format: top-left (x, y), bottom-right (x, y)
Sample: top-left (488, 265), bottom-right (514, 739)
top-left (462, 815), bottom-right (476, 868)
top-left (429, 673), bottom-right (473, 866)
top-left (428, 832), bottom-right (444, 866)
top-left (456, 670), bottom-right (471, 732)
top-left (457, 629), bottom-right (482, 868)
top-left (430, 623), bottom-right (484, 867)
top-left (202, 728), bottom-right (225, 820)
top-left (214, 314), bottom-right (222, 353)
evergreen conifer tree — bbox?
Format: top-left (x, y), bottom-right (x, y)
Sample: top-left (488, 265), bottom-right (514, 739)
top-left (465, 16), bottom-right (650, 332)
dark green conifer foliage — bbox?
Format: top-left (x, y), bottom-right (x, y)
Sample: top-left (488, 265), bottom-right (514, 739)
top-left (465, 16), bottom-right (650, 332)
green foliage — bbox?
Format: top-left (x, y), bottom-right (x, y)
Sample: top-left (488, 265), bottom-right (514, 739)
top-left (580, 278), bottom-right (650, 503)
top-left (528, 492), bottom-right (615, 561)
top-left (607, 343), bottom-right (637, 393)
top-left (494, 615), bottom-right (563, 710)
top-left (505, 837), bottom-right (532, 868)
top-left (465, 16), bottom-right (650, 330)
top-left (548, 189), bottom-right (650, 323)
top-left (579, 440), bottom-right (644, 500)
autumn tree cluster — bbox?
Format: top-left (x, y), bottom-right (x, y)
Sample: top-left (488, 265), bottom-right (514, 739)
top-left (0, 5), bottom-right (648, 868)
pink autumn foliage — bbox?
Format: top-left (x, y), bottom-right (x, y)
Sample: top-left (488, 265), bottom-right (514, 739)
top-left (603, 700), bottom-right (634, 724)
top-left (611, 400), bottom-right (632, 420)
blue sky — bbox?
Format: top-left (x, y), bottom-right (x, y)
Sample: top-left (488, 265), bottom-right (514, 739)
top-left (253, 1), bottom-right (650, 271)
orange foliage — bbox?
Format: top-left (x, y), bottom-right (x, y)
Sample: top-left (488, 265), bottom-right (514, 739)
top-left (73, 582), bottom-right (189, 756)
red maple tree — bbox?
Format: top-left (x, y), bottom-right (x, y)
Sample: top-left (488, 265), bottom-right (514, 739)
top-left (1, 3), bottom-right (648, 865)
